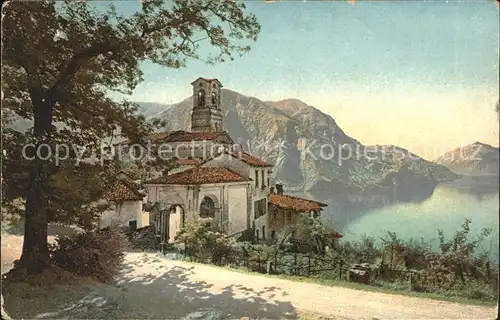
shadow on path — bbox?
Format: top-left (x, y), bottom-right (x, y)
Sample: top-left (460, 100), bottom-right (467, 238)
top-left (3, 253), bottom-right (299, 319)
top-left (114, 254), bottom-right (298, 319)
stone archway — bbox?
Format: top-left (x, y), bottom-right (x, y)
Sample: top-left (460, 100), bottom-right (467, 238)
top-left (153, 192), bottom-right (186, 244)
top-left (156, 204), bottom-right (185, 244)
top-left (167, 204), bottom-right (184, 243)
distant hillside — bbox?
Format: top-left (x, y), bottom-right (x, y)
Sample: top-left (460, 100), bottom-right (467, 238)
top-left (141, 89), bottom-right (459, 193)
top-left (435, 142), bottom-right (499, 176)
top-left (136, 102), bottom-right (172, 119)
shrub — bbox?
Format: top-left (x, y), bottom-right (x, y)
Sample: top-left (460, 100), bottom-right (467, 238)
top-left (175, 218), bottom-right (237, 265)
top-left (129, 226), bottom-right (160, 251)
top-left (337, 235), bottom-right (381, 264)
top-left (49, 228), bottom-right (128, 281)
top-left (279, 215), bottom-right (341, 254)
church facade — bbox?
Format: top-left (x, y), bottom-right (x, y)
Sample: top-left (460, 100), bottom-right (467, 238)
top-left (103, 77), bottom-right (329, 244)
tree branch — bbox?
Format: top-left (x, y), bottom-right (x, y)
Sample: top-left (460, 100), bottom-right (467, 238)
top-left (48, 41), bottom-right (120, 97)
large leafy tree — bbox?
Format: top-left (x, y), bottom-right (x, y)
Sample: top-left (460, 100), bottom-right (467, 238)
top-left (2, 0), bottom-right (260, 274)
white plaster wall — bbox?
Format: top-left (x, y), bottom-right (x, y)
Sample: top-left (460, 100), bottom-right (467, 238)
top-left (250, 167), bottom-right (270, 199)
top-left (138, 211), bottom-right (150, 229)
top-left (254, 214), bottom-right (269, 241)
top-left (98, 200), bottom-right (142, 229)
top-left (202, 154), bottom-right (250, 178)
top-left (227, 185), bottom-right (248, 236)
top-left (145, 182), bottom-right (251, 236)
top-left (145, 185), bottom-right (188, 207)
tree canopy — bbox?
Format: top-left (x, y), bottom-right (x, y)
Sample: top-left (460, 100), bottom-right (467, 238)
top-left (1, 0), bottom-right (260, 273)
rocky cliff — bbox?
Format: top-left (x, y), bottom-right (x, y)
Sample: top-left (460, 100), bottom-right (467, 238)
top-left (143, 89), bottom-right (459, 193)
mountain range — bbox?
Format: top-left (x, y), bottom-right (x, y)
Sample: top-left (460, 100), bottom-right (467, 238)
top-left (140, 89), bottom-right (461, 193)
top-left (9, 89), bottom-right (496, 193)
top-left (435, 142), bottom-right (499, 176)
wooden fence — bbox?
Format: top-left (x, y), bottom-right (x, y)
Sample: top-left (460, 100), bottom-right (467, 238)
top-left (164, 244), bottom-right (498, 294)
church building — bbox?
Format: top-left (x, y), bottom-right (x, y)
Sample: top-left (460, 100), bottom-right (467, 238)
top-left (103, 77), bottom-right (329, 244)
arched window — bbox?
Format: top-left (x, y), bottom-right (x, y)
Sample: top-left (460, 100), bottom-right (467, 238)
top-left (200, 196), bottom-right (216, 218)
top-left (198, 90), bottom-right (205, 107)
top-left (211, 92), bottom-right (217, 105)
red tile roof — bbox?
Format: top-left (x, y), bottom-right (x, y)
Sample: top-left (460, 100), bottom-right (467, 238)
top-left (144, 167), bottom-right (250, 185)
top-left (104, 180), bottom-right (146, 202)
top-left (118, 170), bottom-right (142, 181)
top-left (269, 193), bottom-right (327, 212)
top-left (333, 231), bottom-right (344, 239)
top-left (149, 131), bottom-right (174, 141)
top-left (175, 158), bottom-right (204, 166)
top-left (231, 151), bottom-right (272, 167)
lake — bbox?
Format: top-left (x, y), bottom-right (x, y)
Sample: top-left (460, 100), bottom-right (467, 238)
top-left (294, 175), bottom-right (500, 262)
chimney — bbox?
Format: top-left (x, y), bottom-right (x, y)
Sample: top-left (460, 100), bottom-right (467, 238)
top-left (275, 183), bottom-right (283, 195)
top-left (270, 187), bottom-right (275, 194)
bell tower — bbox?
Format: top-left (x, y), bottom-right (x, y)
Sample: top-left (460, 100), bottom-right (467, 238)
top-left (190, 77), bottom-right (223, 132)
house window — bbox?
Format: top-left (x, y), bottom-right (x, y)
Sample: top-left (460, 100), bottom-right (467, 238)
top-left (267, 174), bottom-right (270, 188)
top-left (254, 198), bottom-right (267, 219)
top-left (129, 220), bottom-right (137, 231)
top-left (262, 226), bottom-right (266, 240)
top-left (261, 170), bottom-right (265, 187)
top-left (271, 230), bottom-right (276, 241)
top-left (255, 169), bottom-right (259, 187)
top-left (287, 211), bottom-right (292, 221)
top-left (256, 229), bottom-right (260, 242)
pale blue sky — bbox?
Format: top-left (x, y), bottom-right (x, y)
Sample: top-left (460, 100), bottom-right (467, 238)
top-left (107, 0), bottom-right (499, 156)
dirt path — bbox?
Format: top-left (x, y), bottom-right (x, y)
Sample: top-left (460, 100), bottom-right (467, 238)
top-left (117, 253), bottom-right (496, 320)
top-left (2, 251), bottom-right (497, 319)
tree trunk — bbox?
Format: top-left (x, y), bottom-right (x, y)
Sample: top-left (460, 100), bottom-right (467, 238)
top-left (18, 98), bottom-right (53, 274)
top-left (1, 294), bottom-right (12, 320)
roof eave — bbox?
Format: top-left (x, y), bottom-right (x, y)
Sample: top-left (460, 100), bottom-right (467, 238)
top-left (190, 77), bottom-right (223, 88)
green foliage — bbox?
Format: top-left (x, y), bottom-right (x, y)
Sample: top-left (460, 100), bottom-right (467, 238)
top-left (337, 235), bottom-right (381, 264)
top-left (170, 217), bottom-right (497, 302)
top-left (175, 218), bottom-right (236, 265)
top-left (280, 215), bottom-right (341, 254)
top-left (128, 226), bottom-right (161, 252)
top-left (2, 135), bottom-right (117, 230)
top-left (2, 0), bottom-right (260, 270)
top-left (49, 228), bottom-right (129, 281)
